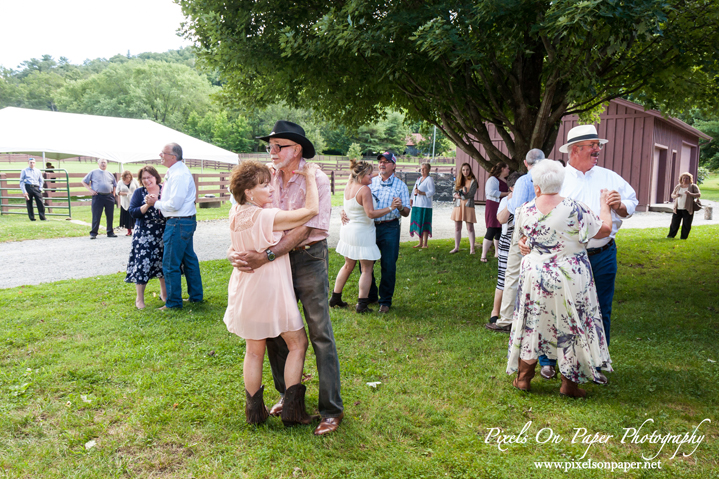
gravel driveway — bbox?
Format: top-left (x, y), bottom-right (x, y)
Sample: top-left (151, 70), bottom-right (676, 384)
top-left (2, 201), bottom-right (716, 289)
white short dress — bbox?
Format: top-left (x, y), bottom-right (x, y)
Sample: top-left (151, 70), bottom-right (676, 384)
top-left (336, 186), bottom-right (382, 261)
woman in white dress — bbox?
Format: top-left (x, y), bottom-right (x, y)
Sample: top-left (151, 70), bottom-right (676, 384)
top-left (330, 159), bottom-right (401, 313)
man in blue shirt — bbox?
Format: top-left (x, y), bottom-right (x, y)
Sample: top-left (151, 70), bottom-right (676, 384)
top-left (19, 158), bottom-right (46, 221)
top-left (485, 148), bottom-right (544, 332)
top-left (367, 152), bottom-right (411, 313)
top-left (82, 159), bottom-right (118, 238)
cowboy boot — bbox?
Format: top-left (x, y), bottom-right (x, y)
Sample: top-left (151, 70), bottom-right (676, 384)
top-left (512, 359), bottom-right (537, 391)
top-left (355, 297), bottom-right (372, 314)
top-left (560, 374), bottom-right (587, 398)
top-left (281, 383), bottom-right (319, 427)
top-left (245, 385), bottom-right (270, 424)
top-left (329, 291), bottom-right (348, 308)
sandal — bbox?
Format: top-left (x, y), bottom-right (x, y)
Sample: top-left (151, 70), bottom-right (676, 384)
top-left (480, 257), bottom-right (488, 263)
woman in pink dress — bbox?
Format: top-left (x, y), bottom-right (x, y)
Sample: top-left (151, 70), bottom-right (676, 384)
top-left (224, 160), bottom-right (319, 424)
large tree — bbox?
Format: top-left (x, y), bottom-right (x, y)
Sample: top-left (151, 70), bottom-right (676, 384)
top-left (57, 60), bottom-right (215, 130)
top-left (179, 0), bottom-right (719, 171)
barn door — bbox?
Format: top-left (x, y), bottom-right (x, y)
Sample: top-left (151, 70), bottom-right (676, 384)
top-left (652, 146), bottom-right (668, 203)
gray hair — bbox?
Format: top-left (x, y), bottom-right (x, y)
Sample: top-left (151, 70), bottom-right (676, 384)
top-left (169, 143), bottom-right (183, 161)
top-left (525, 148), bottom-right (545, 166)
top-left (530, 158), bottom-right (565, 194)
top-left (421, 162), bottom-right (431, 172)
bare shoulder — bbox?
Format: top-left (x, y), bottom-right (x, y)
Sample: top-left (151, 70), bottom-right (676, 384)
top-left (356, 184), bottom-right (371, 204)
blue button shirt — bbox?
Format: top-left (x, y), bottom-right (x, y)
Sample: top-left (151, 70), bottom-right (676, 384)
top-left (369, 174), bottom-right (411, 222)
top-left (506, 173), bottom-right (535, 215)
top-left (19, 167), bottom-right (44, 194)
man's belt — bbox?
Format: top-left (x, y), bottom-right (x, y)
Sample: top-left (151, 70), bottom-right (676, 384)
top-left (96, 192), bottom-right (114, 196)
top-left (291, 240), bottom-right (324, 252)
top-left (375, 218), bottom-right (399, 225)
top-left (167, 215), bottom-right (196, 220)
top-left (587, 239), bottom-right (615, 256)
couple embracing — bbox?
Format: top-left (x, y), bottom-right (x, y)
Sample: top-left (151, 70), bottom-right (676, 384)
top-left (225, 121), bottom-right (343, 435)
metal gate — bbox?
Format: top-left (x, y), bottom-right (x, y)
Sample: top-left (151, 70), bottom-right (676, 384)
top-left (0, 169), bottom-right (72, 217)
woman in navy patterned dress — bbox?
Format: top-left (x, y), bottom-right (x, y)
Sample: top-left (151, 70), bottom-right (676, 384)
top-left (125, 166), bottom-right (166, 309)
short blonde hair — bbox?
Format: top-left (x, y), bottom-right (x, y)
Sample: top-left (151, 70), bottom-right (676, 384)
top-left (121, 170), bottom-right (133, 181)
top-left (530, 159), bottom-right (565, 194)
top-left (679, 172), bottom-right (694, 184)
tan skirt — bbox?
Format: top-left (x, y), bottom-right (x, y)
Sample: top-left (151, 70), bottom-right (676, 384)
top-left (450, 200), bottom-right (477, 223)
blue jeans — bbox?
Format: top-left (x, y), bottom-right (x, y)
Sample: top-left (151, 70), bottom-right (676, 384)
top-left (539, 241), bottom-right (617, 367)
top-left (265, 241), bottom-right (343, 418)
top-left (588, 241), bottom-right (617, 346)
top-left (162, 217), bottom-right (203, 308)
top-left (369, 220), bottom-right (401, 306)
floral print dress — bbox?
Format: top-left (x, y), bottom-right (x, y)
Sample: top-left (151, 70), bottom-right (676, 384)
top-left (125, 188), bottom-right (166, 285)
top-left (507, 197), bottom-right (612, 383)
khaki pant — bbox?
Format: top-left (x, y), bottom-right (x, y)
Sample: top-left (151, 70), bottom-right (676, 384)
top-left (497, 238), bottom-right (522, 327)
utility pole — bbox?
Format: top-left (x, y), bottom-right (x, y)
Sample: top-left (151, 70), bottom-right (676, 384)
top-left (431, 125), bottom-right (437, 162)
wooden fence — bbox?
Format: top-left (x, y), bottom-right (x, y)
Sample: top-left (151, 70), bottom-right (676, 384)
top-left (0, 155), bottom-right (458, 211)
top-left (0, 169), bottom-right (233, 216)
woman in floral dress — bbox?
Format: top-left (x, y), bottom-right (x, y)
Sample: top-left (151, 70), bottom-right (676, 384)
top-left (125, 166), bottom-right (166, 310)
top-left (507, 160), bottom-right (612, 398)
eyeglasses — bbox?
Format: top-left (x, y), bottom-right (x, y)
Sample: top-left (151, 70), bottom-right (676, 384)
top-left (378, 160), bottom-right (393, 165)
top-left (577, 142), bottom-right (604, 150)
top-left (265, 144), bottom-right (295, 154)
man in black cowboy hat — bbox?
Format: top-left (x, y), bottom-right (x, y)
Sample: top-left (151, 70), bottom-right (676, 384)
top-left (228, 120), bottom-right (344, 435)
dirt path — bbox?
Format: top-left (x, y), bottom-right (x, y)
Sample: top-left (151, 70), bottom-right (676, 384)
top-left (1, 201), bottom-right (716, 289)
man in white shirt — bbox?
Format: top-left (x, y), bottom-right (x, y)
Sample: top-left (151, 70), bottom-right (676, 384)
top-left (147, 143), bottom-right (204, 309)
top-left (527, 125), bottom-right (638, 381)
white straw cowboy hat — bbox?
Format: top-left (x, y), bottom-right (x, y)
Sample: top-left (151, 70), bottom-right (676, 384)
top-left (559, 125), bottom-right (608, 154)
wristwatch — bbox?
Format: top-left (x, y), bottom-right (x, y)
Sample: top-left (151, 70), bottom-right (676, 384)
top-left (266, 249), bottom-right (276, 262)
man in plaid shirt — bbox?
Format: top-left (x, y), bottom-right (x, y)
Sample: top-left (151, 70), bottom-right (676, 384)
top-left (368, 151), bottom-right (411, 313)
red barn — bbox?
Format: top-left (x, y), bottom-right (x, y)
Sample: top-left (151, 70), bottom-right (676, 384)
top-left (457, 98), bottom-right (711, 211)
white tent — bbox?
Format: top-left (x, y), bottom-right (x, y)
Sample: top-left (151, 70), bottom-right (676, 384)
top-left (0, 107), bottom-right (239, 167)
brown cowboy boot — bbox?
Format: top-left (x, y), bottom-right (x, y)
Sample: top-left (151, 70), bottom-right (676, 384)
top-left (281, 383), bottom-right (319, 427)
top-left (512, 359), bottom-right (537, 391)
top-left (245, 385), bottom-right (270, 424)
top-left (560, 374), bottom-right (587, 398)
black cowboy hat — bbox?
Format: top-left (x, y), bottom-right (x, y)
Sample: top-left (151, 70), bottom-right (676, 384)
top-left (256, 120), bottom-right (315, 159)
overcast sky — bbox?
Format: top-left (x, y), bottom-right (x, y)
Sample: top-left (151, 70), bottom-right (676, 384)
top-left (0, 0), bottom-right (192, 70)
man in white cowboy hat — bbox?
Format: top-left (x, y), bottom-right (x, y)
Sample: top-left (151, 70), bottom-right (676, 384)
top-left (227, 120), bottom-right (344, 435)
top-left (524, 124), bottom-right (637, 382)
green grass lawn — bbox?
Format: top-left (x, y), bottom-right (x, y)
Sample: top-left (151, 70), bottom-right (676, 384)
top-left (700, 173), bottom-right (719, 202)
top-left (1, 226), bottom-right (717, 477)
top-left (0, 202), bottom-right (233, 243)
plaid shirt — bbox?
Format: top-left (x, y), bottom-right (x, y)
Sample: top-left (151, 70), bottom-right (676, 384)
top-left (271, 159), bottom-right (331, 245)
top-left (369, 174), bottom-right (411, 222)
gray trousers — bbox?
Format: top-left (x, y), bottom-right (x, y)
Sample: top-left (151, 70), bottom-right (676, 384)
top-left (265, 240), bottom-right (344, 418)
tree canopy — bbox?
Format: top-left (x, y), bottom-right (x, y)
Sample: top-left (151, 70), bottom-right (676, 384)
top-left (179, 0), bottom-right (719, 171)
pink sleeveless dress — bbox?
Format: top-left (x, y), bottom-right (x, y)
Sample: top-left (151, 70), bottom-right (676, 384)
top-left (223, 205), bottom-right (303, 340)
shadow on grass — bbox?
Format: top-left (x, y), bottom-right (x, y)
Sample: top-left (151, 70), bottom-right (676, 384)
top-left (0, 225), bottom-right (717, 477)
